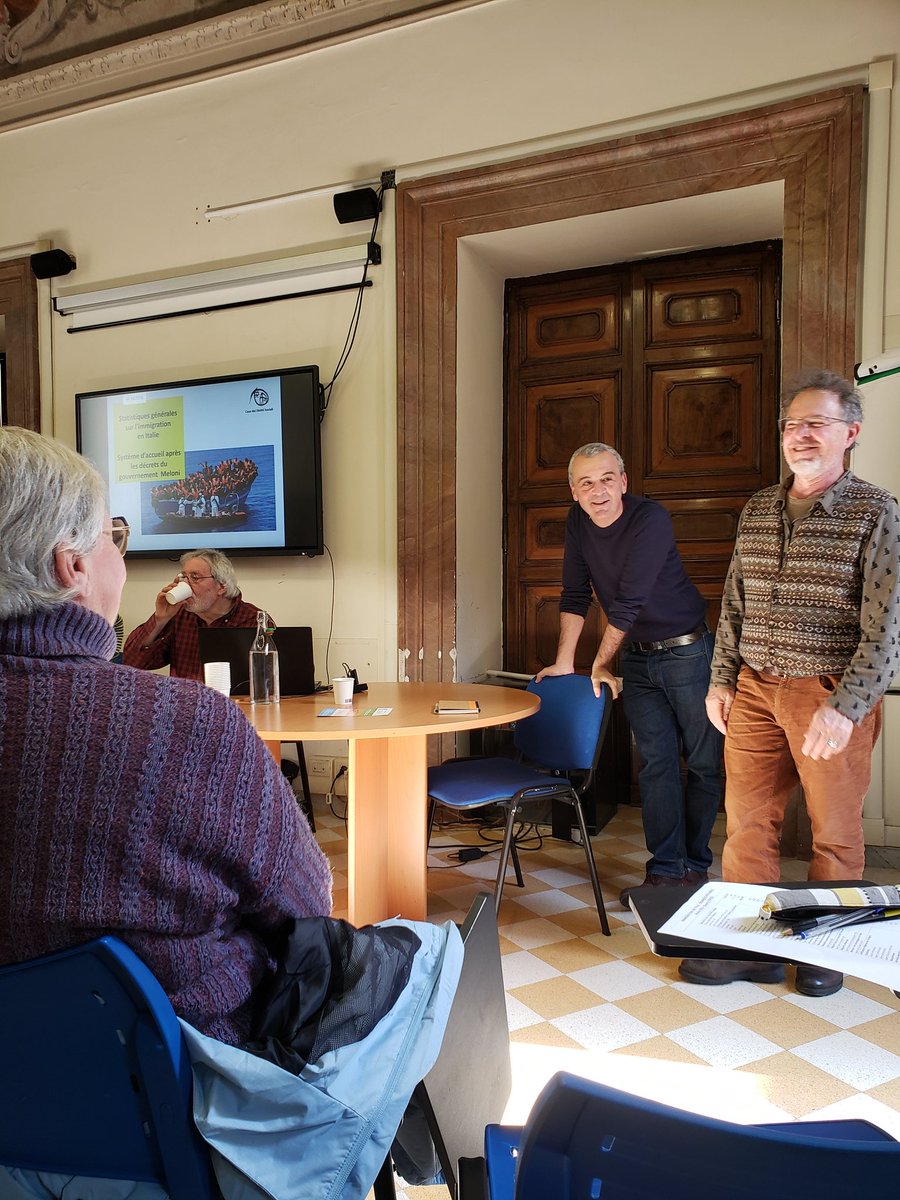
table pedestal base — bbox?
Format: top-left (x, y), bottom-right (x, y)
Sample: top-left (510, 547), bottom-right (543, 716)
top-left (348, 735), bottom-right (428, 925)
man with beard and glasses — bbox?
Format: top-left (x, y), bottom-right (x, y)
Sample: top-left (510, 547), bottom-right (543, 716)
top-left (123, 547), bottom-right (264, 679)
top-left (680, 370), bottom-right (900, 999)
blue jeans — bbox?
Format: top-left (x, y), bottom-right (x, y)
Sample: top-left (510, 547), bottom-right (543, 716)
top-left (620, 631), bottom-right (723, 877)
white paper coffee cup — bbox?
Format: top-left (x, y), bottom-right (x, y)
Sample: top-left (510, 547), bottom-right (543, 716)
top-left (166, 579), bottom-right (193, 604)
top-left (203, 661), bottom-right (231, 697)
top-left (332, 677), bottom-right (354, 706)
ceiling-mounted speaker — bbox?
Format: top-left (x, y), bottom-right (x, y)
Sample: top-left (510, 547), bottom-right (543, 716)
top-left (30, 249), bottom-right (77, 279)
top-left (332, 187), bottom-right (380, 225)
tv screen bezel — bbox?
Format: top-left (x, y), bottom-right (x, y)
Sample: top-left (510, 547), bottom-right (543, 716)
top-left (75, 363), bottom-right (324, 559)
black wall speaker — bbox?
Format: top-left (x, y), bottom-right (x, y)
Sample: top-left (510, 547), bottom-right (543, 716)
top-left (333, 187), bottom-right (380, 225)
top-left (30, 249), bottom-right (76, 279)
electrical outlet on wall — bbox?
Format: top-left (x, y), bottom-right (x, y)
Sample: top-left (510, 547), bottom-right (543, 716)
top-left (307, 756), bottom-right (333, 780)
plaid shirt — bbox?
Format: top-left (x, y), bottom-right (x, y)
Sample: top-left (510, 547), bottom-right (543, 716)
top-left (122, 594), bottom-right (263, 680)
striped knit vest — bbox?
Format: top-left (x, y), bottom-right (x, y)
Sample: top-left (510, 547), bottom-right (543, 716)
top-left (737, 474), bottom-right (892, 677)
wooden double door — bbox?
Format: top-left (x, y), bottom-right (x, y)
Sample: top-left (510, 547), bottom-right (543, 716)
top-left (503, 243), bottom-right (782, 799)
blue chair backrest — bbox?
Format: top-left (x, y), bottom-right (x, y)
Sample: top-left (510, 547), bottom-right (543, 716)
top-left (513, 675), bottom-right (609, 775)
top-left (0, 936), bottom-right (216, 1200)
top-left (512, 1071), bottom-right (900, 1200)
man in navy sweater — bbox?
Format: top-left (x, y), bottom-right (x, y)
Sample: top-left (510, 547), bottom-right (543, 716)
top-left (538, 442), bottom-right (722, 905)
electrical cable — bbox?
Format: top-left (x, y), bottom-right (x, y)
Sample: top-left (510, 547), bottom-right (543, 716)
top-left (319, 187), bottom-right (384, 417)
top-left (319, 542), bottom-right (337, 682)
top-left (326, 764), bottom-right (348, 825)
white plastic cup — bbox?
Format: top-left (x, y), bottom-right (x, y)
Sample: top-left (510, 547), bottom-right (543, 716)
top-left (332, 676), bottom-right (354, 706)
top-left (166, 578), bottom-right (193, 605)
top-left (203, 661), bottom-right (232, 697)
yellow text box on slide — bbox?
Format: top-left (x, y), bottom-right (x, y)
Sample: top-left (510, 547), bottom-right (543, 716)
top-left (113, 398), bottom-right (185, 484)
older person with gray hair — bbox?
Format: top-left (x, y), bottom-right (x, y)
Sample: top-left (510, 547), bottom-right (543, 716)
top-left (124, 545), bottom-right (265, 679)
top-left (0, 426), bottom-right (331, 1043)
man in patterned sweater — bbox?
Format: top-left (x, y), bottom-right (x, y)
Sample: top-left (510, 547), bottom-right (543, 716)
top-left (0, 427), bottom-right (332, 1045)
top-left (680, 370), bottom-right (900, 998)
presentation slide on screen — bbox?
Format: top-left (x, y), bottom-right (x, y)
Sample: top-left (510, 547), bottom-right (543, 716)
top-left (79, 376), bottom-right (286, 553)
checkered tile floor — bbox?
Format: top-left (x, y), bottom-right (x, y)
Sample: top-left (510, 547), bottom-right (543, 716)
top-left (310, 796), bottom-right (900, 1199)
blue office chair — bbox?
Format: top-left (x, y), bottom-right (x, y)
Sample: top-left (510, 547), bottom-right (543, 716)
top-left (468, 1071), bottom-right (899, 1200)
top-left (427, 675), bottom-right (611, 934)
top-left (0, 937), bottom-right (402, 1200)
top-left (0, 936), bottom-right (218, 1200)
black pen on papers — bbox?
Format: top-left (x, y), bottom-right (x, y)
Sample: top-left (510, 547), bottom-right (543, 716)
top-left (796, 907), bottom-right (900, 939)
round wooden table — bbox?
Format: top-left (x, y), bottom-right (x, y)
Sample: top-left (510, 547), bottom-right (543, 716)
top-left (236, 681), bottom-right (539, 925)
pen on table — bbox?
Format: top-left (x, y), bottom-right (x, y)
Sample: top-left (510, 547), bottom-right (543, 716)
top-left (797, 907), bottom-right (893, 939)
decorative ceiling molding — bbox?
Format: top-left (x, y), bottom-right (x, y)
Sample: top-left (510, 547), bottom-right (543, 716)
top-left (0, 0), bottom-right (492, 132)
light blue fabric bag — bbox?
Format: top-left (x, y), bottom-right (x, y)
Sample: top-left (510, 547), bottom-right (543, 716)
top-left (182, 917), bottom-right (463, 1200)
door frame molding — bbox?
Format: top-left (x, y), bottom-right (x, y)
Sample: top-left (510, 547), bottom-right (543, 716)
top-left (396, 86), bottom-right (863, 681)
top-left (0, 258), bottom-right (40, 430)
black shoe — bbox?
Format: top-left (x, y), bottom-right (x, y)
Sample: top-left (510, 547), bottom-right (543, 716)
top-left (795, 964), bottom-right (843, 997)
top-left (619, 872), bottom-right (684, 908)
top-left (678, 958), bottom-right (785, 985)
top-left (682, 868), bottom-right (709, 886)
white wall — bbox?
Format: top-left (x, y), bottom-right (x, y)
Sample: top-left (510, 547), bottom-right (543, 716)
top-left (0, 0), bottom-right (898, 685)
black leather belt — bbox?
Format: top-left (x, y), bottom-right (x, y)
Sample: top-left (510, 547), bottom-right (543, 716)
top-left (628, 623), bottom-right (709, 653)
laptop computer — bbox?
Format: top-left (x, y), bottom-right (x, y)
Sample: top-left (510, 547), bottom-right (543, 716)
top-left (198, 625), bottom-right (316, 696)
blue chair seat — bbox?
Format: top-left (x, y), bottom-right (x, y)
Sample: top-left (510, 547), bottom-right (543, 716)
top-left (428, 758), bottom-right (574, 809)
top-left (427, 675), bottom-right (611, 934)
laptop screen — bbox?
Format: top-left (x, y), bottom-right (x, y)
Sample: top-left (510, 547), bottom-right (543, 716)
top-left (198, 626), bottom-right (316, 696)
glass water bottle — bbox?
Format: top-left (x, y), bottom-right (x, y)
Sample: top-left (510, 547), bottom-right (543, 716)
top-left (249, 610), bottom-right (280, 704)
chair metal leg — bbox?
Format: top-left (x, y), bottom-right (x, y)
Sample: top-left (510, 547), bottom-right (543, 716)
top-left (572, 796), bottom-right (610, 936)
top-left (427, 797), bottom-right (437, 845)
top-left (508, 837), bottom-right (525, 888)
top-left (372, 1153), bottom-right (397, 1200)
top-left (294, 742), bottom-right (316, 833)
top-left (493, 805), bottom-right (525, 915)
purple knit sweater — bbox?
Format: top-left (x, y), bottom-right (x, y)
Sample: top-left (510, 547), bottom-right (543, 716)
top-left (0, 602), bottom-right (333, 1044)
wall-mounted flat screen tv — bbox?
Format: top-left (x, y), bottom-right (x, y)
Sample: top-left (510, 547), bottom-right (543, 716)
top-left (76, 364), bottom-right (323, 558)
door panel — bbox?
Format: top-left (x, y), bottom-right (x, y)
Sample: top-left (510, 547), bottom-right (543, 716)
top-left (523, 290), bottom-right (622, 363)
top-left (522, 377), bottom-right (618, 484)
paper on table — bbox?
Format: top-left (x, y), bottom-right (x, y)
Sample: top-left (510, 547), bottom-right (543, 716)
top-left (660, 882), bottom-right (900, 992)
top-left (317, 705), bottom-right (393, 717)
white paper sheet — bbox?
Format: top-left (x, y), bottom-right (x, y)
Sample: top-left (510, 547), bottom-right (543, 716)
top-left (659, 882), bottom-right (900, 992)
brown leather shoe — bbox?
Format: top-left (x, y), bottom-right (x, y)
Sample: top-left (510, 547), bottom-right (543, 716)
top-left (795, 964), bottom-right (843, 997)
top-left (619, 872), bottom-right (684, 908)
top-left (678, 958), bottom-right (785, 985)
top-left (682, 869), bottom-right (709, 886)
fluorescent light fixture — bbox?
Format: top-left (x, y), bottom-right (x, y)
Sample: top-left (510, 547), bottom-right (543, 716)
top-left (54, 244), bottom-right (373, 331)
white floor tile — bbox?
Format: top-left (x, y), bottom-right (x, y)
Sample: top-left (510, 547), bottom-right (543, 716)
top-left (571, 959), bottom-right (666, 1001)
top-left (529, 867), bottom-right (593, 888)
top-left (515, 889), bottom-right (587, 916)
top-left (552, 1003), bottom-right (657, 1052)
top-left (791, 1031), bottom-right (900, 1090)
top-left (673, 980), bottom-right (783, 1014)
top-left (784, 987), bottom-right (895, 1029)
top-left (501, 950), bottom-right (562, 988)
top-left (667, 1015), bottom-right (782, 1068)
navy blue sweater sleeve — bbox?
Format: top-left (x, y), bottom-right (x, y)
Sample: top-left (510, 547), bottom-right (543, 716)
top-left (559, 504), bottom-right (595, 618)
